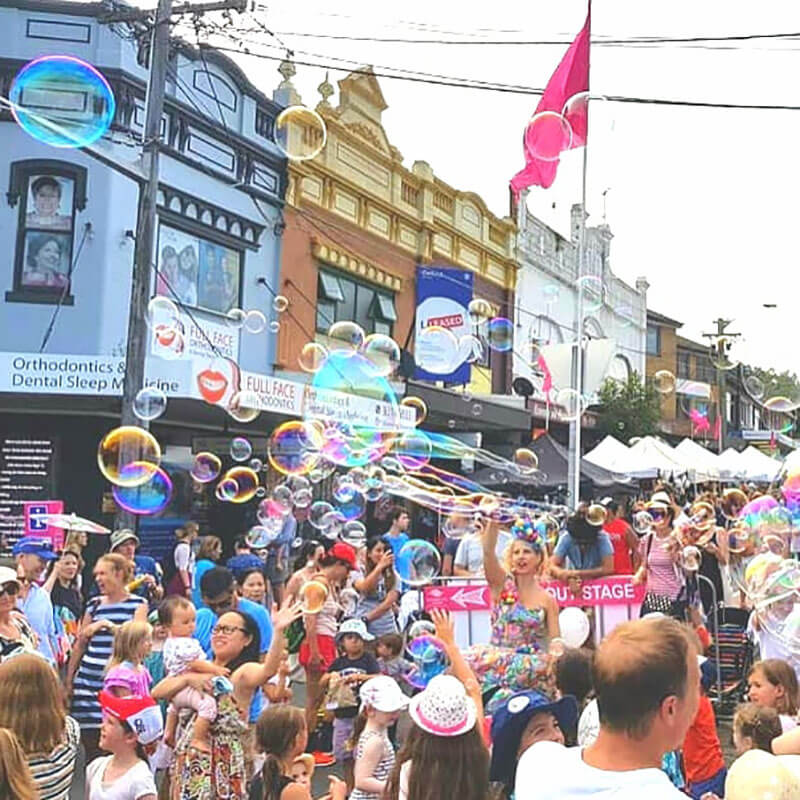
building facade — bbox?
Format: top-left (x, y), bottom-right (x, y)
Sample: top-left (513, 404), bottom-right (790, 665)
top-left (0, 0), bottom-right (287, 551)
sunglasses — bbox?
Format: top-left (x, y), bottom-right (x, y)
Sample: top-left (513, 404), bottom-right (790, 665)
top-left (649, 508), bottom-right (668, 521)
top-left (0, 582), bottom-right (20, 598)
top-left (212, 624), bottom-right (247, 636)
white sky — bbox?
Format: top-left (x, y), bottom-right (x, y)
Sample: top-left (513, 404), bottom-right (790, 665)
top-left (194, 1), bottom-right (800, 374)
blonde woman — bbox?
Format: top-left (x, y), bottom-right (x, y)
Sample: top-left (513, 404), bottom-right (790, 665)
top-left (0, 654), bottom-right (80, 800)
top-left (66, 554), bottom-right (147, 761)
top-left (0, 728), bottom-right (38, 800)
top-left (464, 518), bottom-right (559, 712)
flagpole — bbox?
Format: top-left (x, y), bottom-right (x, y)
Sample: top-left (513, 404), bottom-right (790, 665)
top-left (568, 4), bottom-right (591, 510)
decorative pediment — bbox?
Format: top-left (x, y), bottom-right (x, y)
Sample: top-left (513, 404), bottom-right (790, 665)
top-left (344, 121), bottom-right (385, 152)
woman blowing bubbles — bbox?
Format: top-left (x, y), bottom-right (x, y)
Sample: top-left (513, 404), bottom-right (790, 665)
top-left (465, 517), bottom-right (559, 712)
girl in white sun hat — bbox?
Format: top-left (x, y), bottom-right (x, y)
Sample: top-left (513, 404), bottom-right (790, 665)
top-left (350, 676), bottom-right (408, 800)
top-left (384, 610), bottom-right (489, 800)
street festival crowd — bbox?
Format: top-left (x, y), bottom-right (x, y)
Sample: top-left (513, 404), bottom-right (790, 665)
top-left (3, 488), bottom-right (800, 799)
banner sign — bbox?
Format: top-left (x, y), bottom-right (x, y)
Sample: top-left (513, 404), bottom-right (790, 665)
top-left (541, 575), bottom-right (645, 608)
top-left (24, 500), bottom-right (65, 549)
top-left (414, 266), bottom-right (473, 385)
top-left (423, 583), bottom-right (491, 611)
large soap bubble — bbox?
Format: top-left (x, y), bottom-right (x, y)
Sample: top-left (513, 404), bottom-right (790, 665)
top-left (98, 427), bottom-right (161, 487)
top-left (394, 539), bottom-right (442, 587)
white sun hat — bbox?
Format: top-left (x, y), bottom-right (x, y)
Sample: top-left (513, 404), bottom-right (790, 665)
top-left (407, 674), bottom-right (477, 737)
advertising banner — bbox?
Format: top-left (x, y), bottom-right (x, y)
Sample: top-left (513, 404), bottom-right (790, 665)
top-left (24, 500), bottom-right (65, 549)
top-left (414, 266), bottom-right (473, 384)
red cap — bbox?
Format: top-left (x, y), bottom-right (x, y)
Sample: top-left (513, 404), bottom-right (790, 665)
top-left (99, 690), bottom-right (163, 744)
top-left (327, 541), bottom-right (357, 569)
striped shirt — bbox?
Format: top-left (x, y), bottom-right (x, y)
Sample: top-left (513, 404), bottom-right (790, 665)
top-left (28, 715), bottom-right (80, 800)
top-left (70, 595), bottom-right (146, 728)
top-left (640, 532), bottom-right (684, 599)
top-left (350, 729), bottom-right (395, 800)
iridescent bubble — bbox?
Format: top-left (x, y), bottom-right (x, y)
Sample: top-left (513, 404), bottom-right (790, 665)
top-left (269, 320), bottom-right (280, 333)
top-left (486, 317), bottom-right (513, 352)
top-left (272, 483), bottom-right (294, 512)
top-left (362, 477), bottom-right (384, 502)
top-left (249, 458), bottom-right (264, 472)
top-left (320, 510), bottom-right (346, 539)
top-left (97, 427), bottom-right (161, 487)
top-left (246, 525), bottom-right (276, 549)
top-left (633, 510), bottom-right (653, 534)
top-left (145, 296), bottom-right (180, 331)
top-left (133, 386), bottom-right (168, 421)
top-left (225, 308), bottom-right (247, 329)
top-left (416, 326), bottom-right (459, 374)
top-left (341, 520), bottom-right (367, 547)
top-left (267, 420), bottom-right (323, 475)
top-left (471, 403), bottom-right (483, 416)
top-left (447, 419), bottom-right (456, 429)
top-left (230, 437), bottom-right (252, 462)
top-left (394, 430), bottom-right (432, 471)
top-left (405, 635), bottom-right (448, 689)
top-left (688, 501), bottom-right (716, 532)
top-left (336, 492), bottom-right (366, 522)
top-left (220, 466), bottom-right (259, 503)
top-left (653, 370), bottom-right (676, 395)
top-left (395, 539), bottom-right (442, 587)
top-left (327, 321), bottom-right (365, 356)
top-left (287, 475), bottom-right (312, 493)
top-left (744, 374), bottom-right (765, 400)
top-left (709, 336), bottom-right (739, 371)
top-left (458, 334), bottom-right (485, 364)
top-left (400, 396), bottom-right (427, 426)
top-left (765, 395), bottom-right (800, 414)
top-left (274, 105), bottom-right (327, 161)
top-left (228, 391), bottom-right (261, 424)
top-left (10, 55), bottom-right (115, 147)
top-left (524, 110), bottom-right (572, 162)
top-left (332, 475), bottom-right (357, 504)
top-left (258, 497), bottom-right (290, 525)
top-left (721, 488), bottom-right (747, 521)
top-left (555, 388), bottom-right (585, 421)
top-left (215, 477), bottom-right (238, 502)
top-left (442, 509), bottom-right (479, 540)
top-left (112, 465), bottom-right (172, 515)
top-left (513, 448), bottom-right (538, 475)
top-left (293, 487), bottom-right (313, 509)
top-left (407, 620), bottom-right (435, 640)
top-left (255, 486), bottom-right (267, 498)
top-left (561, 91), bottom-right (589, 142)
top-left (468, 298), bottom-right (493, 326)
top-left (309, 501), bottom-right (335, 529)
top-left (300, 579), bottom-right (329, 613)
top-left (362, 334), bottom-right (401, 377)
top-left (298, 342), bottom-right (328, 373)
top-left (576, 275), bottom-right (604, 314)
top-left (191, 452), bottom-right (222, 483)
top-left (244, 309), bottom-right (267, 334)
top-left (586, 504), bottom-right (607, 526)
top-left (273, 295), bottom-right (289, 313)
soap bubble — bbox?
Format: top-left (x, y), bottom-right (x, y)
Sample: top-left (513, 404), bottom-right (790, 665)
top-left (468, 298), bottom-right (493, 326)
top-left (272, 484), bottom-right (294, 512)
top-left (513, 448), bottom-right (538, 475)
top-left (298, 342), bottom-right (328, 373)
top-left (309, 501), bottom-right (335, 529)
top-left (721, 488), bottom-right (748, 521)
top-left (524, 111), bottom-right (572, 162)
top-left (653, 370), bottom-right (676, 395)
top-left (458, 334), bottom-right (485, 364)
top-left (586, 504), bottom-right (607, 527)
top-left (744, 373), bottom-right (765, 400)
top-left (341, 520), bottom-right (367, 547)
top-left (215, 477), bottom-right (239, 502)
top-left (293, 487), bottom-right (313, 509)
top-left (336, 492), bottom-right (366, 521)
top-left (486, 317), bottom-right (513, 352)
top-left (267, 420), bottom-right (324, 475)
top-left (269, 320), bottom-right (280, 333)
top-left (680, 545), bottom-right (702, 572)
top-left (112, 465), bottom-right (172, 515)
top-left (407, 620), bottom-right (436, 640)
top-left (133, 386), bottom-right (167, 421)
top-left (244, 309), bottom-right (267, 334)
top-left (394, 430), bottom-right (433, 471)
top-left (230, 437), bottom-right (252, 462)
top-left (249, 458), bottom-right (263, 472)
top-left (10, 55), bottom-right (115, 147)
top-left (246, 525), bottom-right (276, 549)
top-left (576, 275), bottom-right (604, 314)
top-left (227, 391), bottom-right (261, 424)
top-left (320, 510), bottom-right (346, 539)
top-left (395, 539), bottom-right (442, 587)
top-left (362, 334), bottom-right (401, 377)
top-left (225, 308), bottom-right (247, 329)
top-left (273, 295), bottom-right (289, 313)
top-left (191, 452), bottom-right (222, 483)
top-left (416, 326), bottom-right (459, 374)
top-left (145, 296), bottom-right (180, 331)
top-left (219, 467), bottom-right (259, 503)
top-left (405, 635), bottom-right (448, 689)
top-left (274, 105), bottom-right (327, 161)
top-left (300, 579), bottom-right (329, 613)
top-left (327, 321), bottom-right (365, 355)
top-left (633, 510), bottom-right (653, 534)
top-left (400, 396), bottom-right (428, 426)
top-left (442, 510), bottom-right (479, 540)
top-left (98, 426), bottom-right (161, 487)
top-left (555, 388), bottom-right (585, 421)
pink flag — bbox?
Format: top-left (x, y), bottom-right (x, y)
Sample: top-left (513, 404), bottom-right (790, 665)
top-left (510, 7), bottom-right (591, 195)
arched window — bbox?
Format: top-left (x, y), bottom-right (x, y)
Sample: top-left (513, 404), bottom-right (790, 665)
top-left (531, 315), bottom-right (564, 345)
top-left (608, 354), bottom-right (631, 383)
top-left (583, 316), bottom-right (605, 339)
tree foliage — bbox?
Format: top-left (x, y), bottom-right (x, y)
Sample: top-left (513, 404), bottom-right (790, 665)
top-left (747, 366), bottom-right (800, 401)
top-left (596, 371), bottom-right (662, 440)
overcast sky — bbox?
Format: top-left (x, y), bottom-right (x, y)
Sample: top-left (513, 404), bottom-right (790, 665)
top-left (193, 0), bottom-right (800, 375)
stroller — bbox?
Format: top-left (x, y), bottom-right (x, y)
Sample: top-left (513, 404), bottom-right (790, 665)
top-left (705, 606), bottom-right (754, 716)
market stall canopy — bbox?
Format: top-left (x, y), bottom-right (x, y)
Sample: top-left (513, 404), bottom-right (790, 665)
top-left (627, 436), bottom-right (688, 478)
top-left (674, 438), bottom-right (721, 481)
top-left (717, 448), bottom-right (748, 482)
top-left (739, 446), bottom-right (784, 483)
top-left (584, 435), bottom-right (658, 479)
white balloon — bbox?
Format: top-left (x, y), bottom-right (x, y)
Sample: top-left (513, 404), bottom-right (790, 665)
top-left (558, 607), bottom-right (591, 648)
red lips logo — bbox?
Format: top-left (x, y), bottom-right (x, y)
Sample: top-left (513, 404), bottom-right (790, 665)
top-left (155, 325), bottom-right (176, 347)
top-left (197, 369), bottom-right (228, 404)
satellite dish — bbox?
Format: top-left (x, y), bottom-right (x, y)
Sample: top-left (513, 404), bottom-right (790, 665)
top-left (512, 376), bottom-right (534, 397)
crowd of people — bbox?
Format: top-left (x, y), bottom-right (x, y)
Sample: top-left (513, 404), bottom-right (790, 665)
top-left (0, 483), bottom-right (799, 799)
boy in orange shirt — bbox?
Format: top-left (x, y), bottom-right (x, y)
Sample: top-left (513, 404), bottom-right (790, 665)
top-left (683, 658), bottom-right (727, 799)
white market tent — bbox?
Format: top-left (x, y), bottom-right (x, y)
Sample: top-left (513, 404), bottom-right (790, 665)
top-left (674, 438), bottom-right (720, 482)
top-left (784, 449), bottom-right (800, 474)
top-left (584, 435), bottom-right (658, 479)
top-left (739, 446), bottom-right (784, 483)
top-left (627, 436), bottom-right (688, 478)
top-left (717, 448), bottom-right (748, 482)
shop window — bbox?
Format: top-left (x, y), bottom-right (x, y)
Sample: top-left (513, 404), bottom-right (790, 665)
top-left (155, 222), bottom-right (242, 316)
top-left (5, 159), bottom-right (88, 304)
top-left (316, 268), bottom-right (396, 336)
top-left (646, 324), bottom-right (661, 356)
top-left (677, 351), bottom-right (691, 379)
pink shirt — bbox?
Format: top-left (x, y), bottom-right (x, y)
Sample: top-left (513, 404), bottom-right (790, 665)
top-left (640, 533), bottom-right (684, 599)
top-left (103, 661), bottom-right (152, 697)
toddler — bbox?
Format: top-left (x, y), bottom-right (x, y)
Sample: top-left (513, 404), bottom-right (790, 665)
top-left (376, 634), bottom-right (412, 684)
top-left (160, 596), bottom-right (229, 752)
top-left (289, 753), bottom-right (315, 787)
top-left (103, 621), bottom-right (153, 698)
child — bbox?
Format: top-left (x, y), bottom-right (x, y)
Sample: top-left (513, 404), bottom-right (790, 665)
top-left (320, 619), bottom-right (379, 783)
top-left (159, 595), bottom-right (230, 752)
top-left (376, 633), bottom-right (412, 685)
top-left (748, 658), bottom-right (799, 733)
top-left (87, 691), bottom-right (162, 799)
top-left (0, 728), bottom-right (37, 799)
top-left (683, 659), bottom-right (727, 800)
top-left (289, 753), bottom-right (315, 788)
top-left (251, 705), bottom-right (346, 800)
top-left (554, 647), bottom-right (593, 743)
top-left (265, 651), bottom-right (293, 706)
top-left (350, 676), bottom-right (408, 800)
top-left (103, 621), bottom-right (153, 698)
top-left (733, 702), bottom-right (783, 754)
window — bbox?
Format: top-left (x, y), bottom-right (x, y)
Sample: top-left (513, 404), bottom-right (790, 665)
top-left (155, 223), bottom-right (242, 316)
top-left (316, 269), bottom-right (396, 336)
top-left (677, 351), bottom-right (691, 379)
top-left (646, 324), bottom-right (661, 356)
top-left (696, 355), bottom-right (715, 383)
top-left (6, 160), bottom-right (87, 304)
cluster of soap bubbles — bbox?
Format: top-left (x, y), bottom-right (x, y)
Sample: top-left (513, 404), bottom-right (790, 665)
top-left (225, 297), bottom-right (288, 335)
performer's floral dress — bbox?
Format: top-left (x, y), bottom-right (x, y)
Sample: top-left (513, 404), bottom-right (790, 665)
top-left (465, 575), bottom-right (552, 712)
top-left (170, 693), bottom-right (247, 800)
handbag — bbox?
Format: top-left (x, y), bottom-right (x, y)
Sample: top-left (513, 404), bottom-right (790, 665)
top-left (640, 533), bottom-right (688, 621)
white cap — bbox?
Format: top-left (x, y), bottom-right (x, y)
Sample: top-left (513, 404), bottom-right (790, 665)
top-left (336, 618), bottom-right (375, 642)
top-left (0, 567), bottom-right (20, 589)
top-left (360, 676), bottom-right (409, 713)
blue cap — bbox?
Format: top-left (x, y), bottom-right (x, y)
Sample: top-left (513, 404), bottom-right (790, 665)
top-left (12, 537), bottom-right (57, 560)
top-left (489, 690), bottom-right (579, 786)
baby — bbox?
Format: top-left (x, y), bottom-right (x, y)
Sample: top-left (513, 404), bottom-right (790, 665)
top-left (376, 633), bottom-right (412, 683)
top-left (160, 596), bottom-right (229, 752)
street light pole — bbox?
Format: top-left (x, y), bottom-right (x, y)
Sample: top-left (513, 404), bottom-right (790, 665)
top-left (702, 318), bottom-right (741, 454)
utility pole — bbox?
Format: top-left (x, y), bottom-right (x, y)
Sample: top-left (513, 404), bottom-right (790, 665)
top-left (702, 318), bottom-right (741, 454)
top-left (104, 0), bottom-right (246, 528)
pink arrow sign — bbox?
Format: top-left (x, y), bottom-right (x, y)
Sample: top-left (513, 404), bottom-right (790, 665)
top-left (423, 584), bottom-right (492, 612)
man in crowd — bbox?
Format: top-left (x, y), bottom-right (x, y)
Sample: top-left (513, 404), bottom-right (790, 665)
top-left (383, 508), bottom-right (410, 559)
top-left (109, 528), bottom-right (163, 601)
top-left (454, 527), bottom-right (512, 577)
top-left (516, 616), bottom-right (700, 799)
top-left (600, 498), bottom-right (641, 575)
top-left (226, 536), bottom-right (265, 576)
top-left (549, 509), bottom-right (614, 595)
top-left (13, 536), bottom-right (58, 663)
